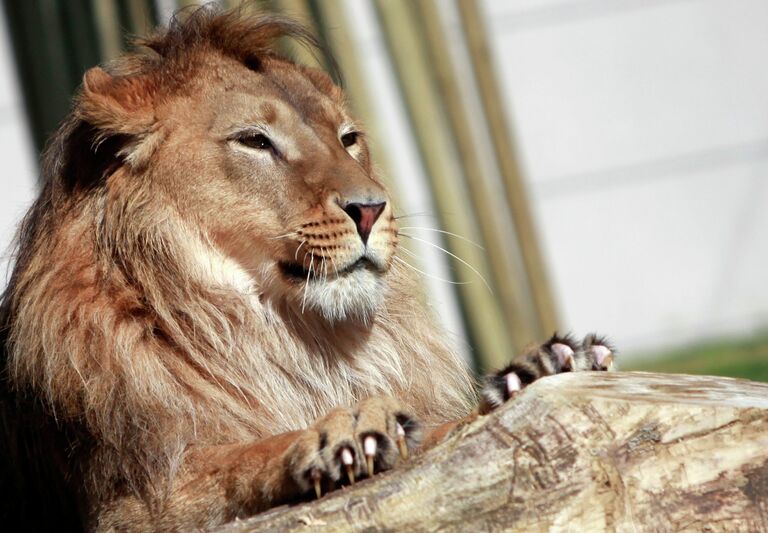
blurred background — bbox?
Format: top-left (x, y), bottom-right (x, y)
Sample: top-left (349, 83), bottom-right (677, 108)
top-left (0, 0), bottom-right (766, 377)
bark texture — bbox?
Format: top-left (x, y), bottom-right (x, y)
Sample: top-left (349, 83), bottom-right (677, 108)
top-left (216, 371), bottom-right (768, 532)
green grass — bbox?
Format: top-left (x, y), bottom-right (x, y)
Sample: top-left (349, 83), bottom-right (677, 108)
top-left (625, 333), bottom-right (768, 382)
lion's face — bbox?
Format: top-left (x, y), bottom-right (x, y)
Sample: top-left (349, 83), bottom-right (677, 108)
top-left (150, 55), bottom-right (397, 321)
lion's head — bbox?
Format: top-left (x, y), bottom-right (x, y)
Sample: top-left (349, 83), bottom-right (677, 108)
top-left (78, 10), bottom-right (396, 323)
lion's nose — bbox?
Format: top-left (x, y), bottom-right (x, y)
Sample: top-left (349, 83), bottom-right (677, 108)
top-left (342, 201), bottom-right (386, 244)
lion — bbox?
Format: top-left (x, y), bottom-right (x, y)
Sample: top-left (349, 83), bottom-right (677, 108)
top-left (0, 6), bottom-right (615, 531)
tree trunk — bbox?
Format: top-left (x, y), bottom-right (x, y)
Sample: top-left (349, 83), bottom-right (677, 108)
top-left (216, 372), bottom-right (768, 532)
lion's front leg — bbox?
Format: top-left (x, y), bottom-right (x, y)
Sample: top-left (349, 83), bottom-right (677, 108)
top-left (98, 396), bottom-right (422, 530)
top-left (479, 333), bottom-right (617, 414)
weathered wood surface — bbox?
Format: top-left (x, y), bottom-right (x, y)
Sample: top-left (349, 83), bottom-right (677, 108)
top-left (217, 372), bottom-right (768, 532)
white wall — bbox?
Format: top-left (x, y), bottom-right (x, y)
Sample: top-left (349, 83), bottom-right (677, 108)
top-left (0, 6), bottom-right (37, 287)
top-left (483, 0), bottom-right (768, 355)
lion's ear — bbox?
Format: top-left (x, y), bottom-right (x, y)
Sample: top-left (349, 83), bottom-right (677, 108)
top-left (79, 67), bottom-right (156, 135)
top-left (78, 67), bottom-right (162, 167)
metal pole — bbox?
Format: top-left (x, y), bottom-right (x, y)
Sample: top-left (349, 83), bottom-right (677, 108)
top-left (457, 0), bottom-right (559, 337)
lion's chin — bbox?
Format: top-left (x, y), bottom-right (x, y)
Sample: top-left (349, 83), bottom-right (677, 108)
top-left (293, 267), bottom-right (386, 323)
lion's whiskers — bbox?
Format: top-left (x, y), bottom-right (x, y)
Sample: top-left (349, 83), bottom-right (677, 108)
top-left (392, 256), bottom-right (470, 286)
top-left (397, 227), bottom-right (484, 250)
top-left (301, 251), bottom-right (315, 314)
top-left (397, 233), bottom-right (492, 293)
top-left (268, 232), bottom-right (300, 241)
top-left (392, 212), bottom-right (436, 221)
top-left (396, 245), bottom-right (420, 261)
top-left (294, 240), bottom-right (306, 262)
top-left (329, 254), bottom-right (340, 277)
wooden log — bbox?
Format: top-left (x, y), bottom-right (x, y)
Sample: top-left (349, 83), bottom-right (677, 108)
top-left (216, 372), bottom-right (768, 532)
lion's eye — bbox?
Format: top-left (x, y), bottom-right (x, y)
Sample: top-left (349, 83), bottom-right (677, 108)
top-left (341, 131), bottom-right (359, 148)
top-left (237, 133), bottom-right (273, 151)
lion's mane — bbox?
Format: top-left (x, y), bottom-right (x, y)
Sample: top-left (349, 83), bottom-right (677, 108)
top-left (0, 7), bottom-right (474, 529)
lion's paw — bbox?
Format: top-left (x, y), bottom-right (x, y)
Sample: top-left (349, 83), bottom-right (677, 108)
top-left (480, 333), bottom-right (616, 413)
top-left (284, 396), bottom-right (421, 499)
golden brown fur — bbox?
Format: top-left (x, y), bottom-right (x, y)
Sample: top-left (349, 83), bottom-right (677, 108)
top-left (0, 7), bottom-right (475, 531)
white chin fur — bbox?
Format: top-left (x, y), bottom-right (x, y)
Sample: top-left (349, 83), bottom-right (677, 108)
top-left (300, 268), bottom-right (385, 322)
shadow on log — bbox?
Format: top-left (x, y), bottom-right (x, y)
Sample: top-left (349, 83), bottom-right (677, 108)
top-left (216, 372), bottom-right (768, 532)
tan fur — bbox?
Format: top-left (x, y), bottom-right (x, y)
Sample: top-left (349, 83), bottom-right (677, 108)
top-left (0, 7), bottom-right (475, 531)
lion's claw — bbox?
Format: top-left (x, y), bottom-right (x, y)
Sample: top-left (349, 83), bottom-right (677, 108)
top-left (363, 435), bottom-right (377, 477)
top-left (583, 333), bottom-right (616, 371)
top-left (481, 332), bottom-right (617, 413)
top-left (285, 396), bottom-right (421, 499)
top-left (338, 447), bottom-right (355, 484)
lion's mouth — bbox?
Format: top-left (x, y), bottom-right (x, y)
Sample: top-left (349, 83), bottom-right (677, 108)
top-left (279, 257), bottom-right (375, 282)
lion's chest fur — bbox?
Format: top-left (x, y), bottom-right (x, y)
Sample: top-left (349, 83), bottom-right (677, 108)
top-left (217, 294), bottom-right (418, 434)
top-left (5, 214), bottom-right (474, 508)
